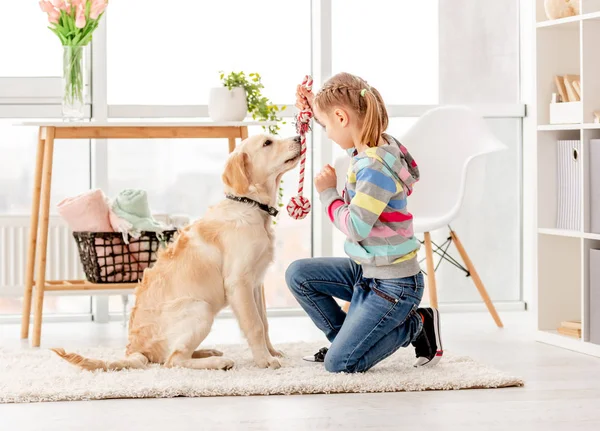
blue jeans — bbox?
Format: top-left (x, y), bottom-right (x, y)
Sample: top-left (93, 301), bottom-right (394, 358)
top-left (286, 258), bottom-right (424, 373)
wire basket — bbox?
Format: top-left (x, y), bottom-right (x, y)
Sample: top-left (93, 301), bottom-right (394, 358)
top-left (72, 230), bottom-right (177, 283)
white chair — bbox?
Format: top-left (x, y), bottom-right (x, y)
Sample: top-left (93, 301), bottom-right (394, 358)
top-left (333, 106), bottom-right (506, 327)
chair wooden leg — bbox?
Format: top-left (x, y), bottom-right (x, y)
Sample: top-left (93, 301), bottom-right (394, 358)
top-left (450, 230), bottom-right (504, 328)
top-left (423, 232), bottom-right (439, 309)
top-left (21, 129), bottom-right (46, 339)
top-left (342, 301), bottom-right (350, 313)
top-left (32, 127), bottom-right (56, 347)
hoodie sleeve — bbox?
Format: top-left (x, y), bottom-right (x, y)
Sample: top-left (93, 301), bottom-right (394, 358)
top-left (320, 157), bottom-right (399, 241)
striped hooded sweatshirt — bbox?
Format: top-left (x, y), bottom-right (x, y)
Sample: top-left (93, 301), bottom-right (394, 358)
top-left (319, 134), bottom-right (420, 279)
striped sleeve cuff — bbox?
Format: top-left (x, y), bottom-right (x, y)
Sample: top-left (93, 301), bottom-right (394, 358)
top-left (319, 188), bottom-right (342, 211)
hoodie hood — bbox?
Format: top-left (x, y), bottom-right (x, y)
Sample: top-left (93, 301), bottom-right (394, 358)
top-left (351, 134), bottom-right (420, 191)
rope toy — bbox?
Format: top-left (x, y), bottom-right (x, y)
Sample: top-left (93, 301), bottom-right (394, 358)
top-left (286, 75), bottom-right (313, 220)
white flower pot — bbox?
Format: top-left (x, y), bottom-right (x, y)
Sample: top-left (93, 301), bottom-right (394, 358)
top-left (208, 87), bottom-right (248, 122)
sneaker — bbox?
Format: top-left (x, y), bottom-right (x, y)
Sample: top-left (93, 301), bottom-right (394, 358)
top-left (302, 347), bottom-right (328, 363)
top-left (412, 307), bottom-right (443, 367)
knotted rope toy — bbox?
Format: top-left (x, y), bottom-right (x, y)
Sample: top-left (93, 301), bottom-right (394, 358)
top-left (287, 75), bottom-right (313, 220)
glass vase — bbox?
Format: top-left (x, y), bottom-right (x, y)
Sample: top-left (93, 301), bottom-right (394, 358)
top-left (62, 46), bottom-right (88, 121)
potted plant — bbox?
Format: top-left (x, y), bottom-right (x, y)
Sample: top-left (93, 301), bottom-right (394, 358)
top-left (39, 0), bottom-right (108, 120)
top-left (209, 71), bottom-right (285, 134)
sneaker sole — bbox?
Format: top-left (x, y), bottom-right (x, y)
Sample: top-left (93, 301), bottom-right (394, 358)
top-left (302, 355), bottom-right (324, 363)
top-left (413, 308), bottom-right (443, 367)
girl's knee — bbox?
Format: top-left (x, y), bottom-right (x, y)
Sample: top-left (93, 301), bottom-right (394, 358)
top-left (285, 259), bottom-right (311, 293)
top-left (324, 349), bottom-right (360, 373)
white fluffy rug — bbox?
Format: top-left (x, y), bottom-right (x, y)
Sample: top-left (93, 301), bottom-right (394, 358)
top-left (0, 342), bottom-right (523, 403)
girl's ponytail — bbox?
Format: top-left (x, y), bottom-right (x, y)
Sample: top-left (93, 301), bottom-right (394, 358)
top-left (360, 89), bottom-right (384, 148)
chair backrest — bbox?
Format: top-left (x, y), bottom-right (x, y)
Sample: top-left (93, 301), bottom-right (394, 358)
top-left (401, 105), bottom-right (506, 220)
top-left (333, 105), bottom-right (507, 221)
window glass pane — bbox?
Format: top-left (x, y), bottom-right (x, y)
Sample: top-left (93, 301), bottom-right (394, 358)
top-left (0, 3), bottom-right (62, 76)
top-left (0, 122), bottom-right (90, 214)
top-left (332, 0), bottom-right (438, 105)
top-left (107, 122), bottom-right (310, 308)
top-left (107, 1), bottom-right (311, 104)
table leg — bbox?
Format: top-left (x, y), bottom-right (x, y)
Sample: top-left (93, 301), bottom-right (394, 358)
top-left (240, 126), bottom-right (248, 140)
top-left (228, 137), bottom-right (236, 154)
top-left (21, 128), bottom-right (46, 339)
top-left (32, 127), bottom-right (56, 347)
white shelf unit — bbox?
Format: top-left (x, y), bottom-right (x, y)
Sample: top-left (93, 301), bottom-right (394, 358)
top-left (534, 0), bottom-right (600, 357)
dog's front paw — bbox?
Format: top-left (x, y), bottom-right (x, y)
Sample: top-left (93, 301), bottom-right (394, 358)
top-left (255, 355), bottom-right (281, 369)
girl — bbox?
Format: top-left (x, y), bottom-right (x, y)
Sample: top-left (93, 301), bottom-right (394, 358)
top-left (285, 72), bottom-right (443, 373)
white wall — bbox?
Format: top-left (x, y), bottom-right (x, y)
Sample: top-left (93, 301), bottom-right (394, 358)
top-left (439, 0), bottom-right (520, 104)
top-left (437, 0), bottom-right (522, 303)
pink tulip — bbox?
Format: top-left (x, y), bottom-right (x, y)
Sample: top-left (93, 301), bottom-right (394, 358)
top-left (69, 0), bottom-right (83, 14)
top-left (39, 0), bottom-right (55, 13)
top-left (90, 0), bottom-right (107, 20)
top-left (75, 4), bottom-right (86, 28)
top-left (50, 0), bottom-right (67, 10)
top-left (48, 9), bottom-right (60, 24)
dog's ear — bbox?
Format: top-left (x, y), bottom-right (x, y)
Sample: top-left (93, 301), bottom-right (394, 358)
top-left (222, 151), bottom-right (251, 195)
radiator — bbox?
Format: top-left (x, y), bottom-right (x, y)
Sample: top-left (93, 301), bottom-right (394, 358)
top-left (0, 216), bottom-right (84, 296)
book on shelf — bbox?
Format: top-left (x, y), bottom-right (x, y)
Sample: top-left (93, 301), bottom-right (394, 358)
top-left (560, 320), bottom-right (582, 330)
top-left (558, 326), bottom-right (581, 339)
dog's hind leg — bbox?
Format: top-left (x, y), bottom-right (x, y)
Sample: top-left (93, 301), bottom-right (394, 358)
top-left (165, 302), bottom-right (234, 370)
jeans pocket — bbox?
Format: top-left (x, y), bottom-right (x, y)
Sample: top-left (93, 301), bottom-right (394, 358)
top-left (369, 279), bottom-right (405, 304)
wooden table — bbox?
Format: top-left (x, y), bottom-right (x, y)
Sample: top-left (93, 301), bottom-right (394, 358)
top-left (17, 121), bottom-right (271, 347)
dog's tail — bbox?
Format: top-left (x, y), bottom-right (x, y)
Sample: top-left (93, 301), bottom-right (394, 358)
top-left (50, 348), bottom-right (149, 372)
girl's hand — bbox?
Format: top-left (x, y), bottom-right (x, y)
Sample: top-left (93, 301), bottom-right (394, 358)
top-left (315, 164), bottom-right (337, 193)
top-left (296, 85), bottom-right (314, 111)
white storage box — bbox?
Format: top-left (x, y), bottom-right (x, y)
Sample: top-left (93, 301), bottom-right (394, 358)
top-left (556, 140), bottom-right (582, 230)
top-left (549, 102), bottom-right (583, 124)
top-left (590, 140), bottom-right (600, 233)
top-left (590, 249), bottom-right (600, 345)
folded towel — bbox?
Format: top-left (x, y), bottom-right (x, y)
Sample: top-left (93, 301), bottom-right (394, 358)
top-left (109, 189), bottom-right (170, 241)
top-left (57, 189), bottom-right (114, 232)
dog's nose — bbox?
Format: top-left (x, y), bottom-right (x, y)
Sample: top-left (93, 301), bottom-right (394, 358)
top-left (293, 135), bottom-right (301, 143)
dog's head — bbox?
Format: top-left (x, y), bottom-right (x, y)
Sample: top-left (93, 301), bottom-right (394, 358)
top-left (222, 134), bottom-right (302, 195)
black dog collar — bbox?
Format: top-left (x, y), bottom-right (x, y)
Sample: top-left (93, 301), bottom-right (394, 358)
top-left (225, 194), bottom-right (279, 217)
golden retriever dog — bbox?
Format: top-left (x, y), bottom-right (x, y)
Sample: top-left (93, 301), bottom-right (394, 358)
top-left (52, 134), bottom-right (302, 371)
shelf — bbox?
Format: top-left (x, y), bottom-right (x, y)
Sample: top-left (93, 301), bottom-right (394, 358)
top-left (538, 228), bottom-right (583, 238)
top-left (538, 123), bottom-right (600, 131)
top-left (538, 228), bottom-right (600, 240)
top-left (44, 280), bottom-right (137, 292)
top-left (536, 330), bottom-right (600, 357)
top-left (538, 124), bottom-right (582, 131)
top-left (537, 11), bottom-right (600, 29)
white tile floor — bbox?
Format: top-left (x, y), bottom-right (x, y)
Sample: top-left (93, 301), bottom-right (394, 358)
top-left (1, 311), bottom-right (600, 431)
